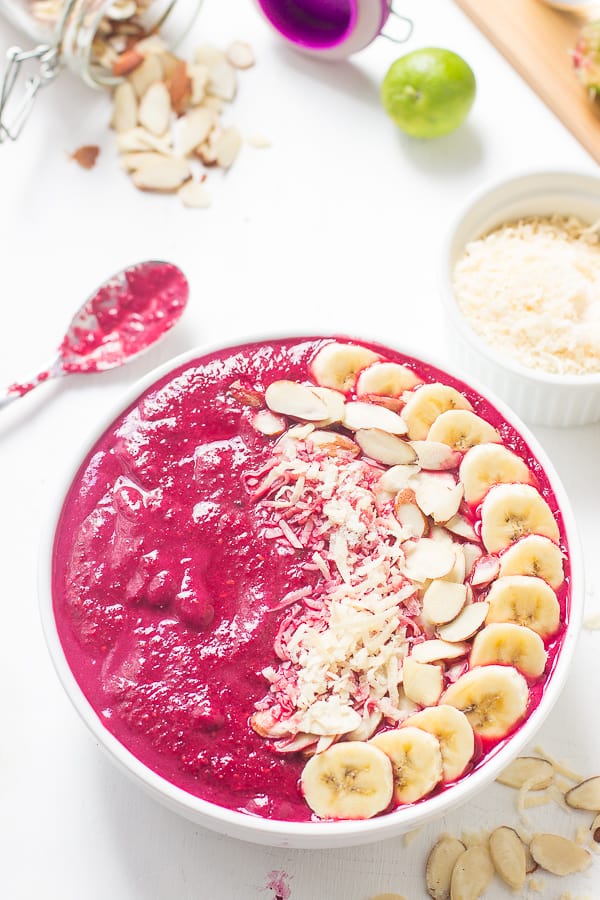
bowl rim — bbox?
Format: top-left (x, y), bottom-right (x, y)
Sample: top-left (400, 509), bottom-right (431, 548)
top-left (38, 330), bottom-right (585, 845)
top-left (439, 168), bottom-right (600, 387)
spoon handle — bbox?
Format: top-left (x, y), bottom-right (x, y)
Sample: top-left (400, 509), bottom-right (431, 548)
top-left (0, 358), bottom-right (64, 409)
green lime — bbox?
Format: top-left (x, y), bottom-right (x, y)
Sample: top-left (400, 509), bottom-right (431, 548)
top-left (381, 48), bottom-right (476, 139)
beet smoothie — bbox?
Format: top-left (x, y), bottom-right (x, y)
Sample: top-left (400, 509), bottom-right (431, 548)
top-left (51, 337), bottom-right (570, 822)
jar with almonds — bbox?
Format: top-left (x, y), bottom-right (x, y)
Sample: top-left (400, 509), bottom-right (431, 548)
top-left (0, 0), bottom-right (203, 140)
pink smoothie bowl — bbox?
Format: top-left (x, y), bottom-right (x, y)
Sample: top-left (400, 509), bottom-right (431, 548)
top-left (38, 334), bottom-right (584, 849)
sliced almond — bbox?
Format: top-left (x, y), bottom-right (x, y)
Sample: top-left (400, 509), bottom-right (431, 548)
top-left (470, 554), bottom-right (500, 587)
top-left (425, 836), bottom-right (466, 900)
top-left (496, 757), bottom-right (554, 791)
top-left (591, 813), bottom-right (600, 842)
top-left (355, 429), bottom-right (417, 467)
top-left (412, 639), bottom-right (469, 664)
top-left (128, 53), bottom-right (163, 99)
top-left (134, 35), bottom-right (169, 57)
top-left (116, 126), bottom-right (172, 153)
top-left (252, 410), bottom-right (286, 436)
top-left (194, 45), bottom-right (227, 68)
top-left (306, 431), bottom-right (360, 457)
top-left (413, 473), bottom-right (463, 524)
top-left (343, 401), bottom-right (408, 435)
top-left (138, 81), bottom-right (171, 136)
top-left (442, 546), bottom-right (467, 585)
top-left (565, 776), bottom-right (600, 811)
top-left (437, 602), bottom-right (488, 643)
top-left (394, 491), bottom-right (428, 539)
top-left (377, 464), bottom-right (421, 495)
top-left (188, 62), bottom-right (209, 104)
top-left (411, 441), bottom-right (462, 471)
top-left (202, 95), bottom-right (225, 113)
top-left (225, 40), bottom-right (255, 69)
top-left (120, 151), bottom-right (168, 172)
top-left (208, 60), bottom-right (237, 101)
top-left (178, 180), bottom-right (211, 208)
top-left (529, 833), bottom-right (591, 876)
top-left (168, 59), bottom-right (192, 115)
top-left (403, 538), bottom-right (456, 582)
top-left (449, 845), bottom-right (494, 900)
top-left (402, 657), bottom-right (443, 707)
top-left (247, 134), bottom-right (271, 149)
top-left (132, 156), bottom-right (190, 192)
top-left (215, 126), bottom-right (242, 169)
top-left (112, 48), bottom-right (144, 77)
top-left (311, 386), bottom-right (345, 425)
top-left (174, 107), bottom-right (215, 156)
top-left (423, 581), bottom-right (467, 625)
top-left (111, 80), bottom-right (138, 133)
top-left (444, 514), bottom-right (478, 542)
top-left (463, 543), bottom-right (483, 578)
top-left (489, 826), bottom-right (526, 890)
top-left (265, 380), bottom-right (328, 421)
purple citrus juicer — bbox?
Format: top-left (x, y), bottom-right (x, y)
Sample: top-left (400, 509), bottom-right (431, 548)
top-left (254, 0), bottom-right (413, 60)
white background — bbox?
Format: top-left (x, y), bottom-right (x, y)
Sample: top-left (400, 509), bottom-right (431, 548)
top-left (1, 0), bottom-right (600, 897)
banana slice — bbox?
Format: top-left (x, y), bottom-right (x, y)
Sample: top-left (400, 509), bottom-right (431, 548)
top-left (370, 726), bottom-right (443, 804)
top-left (441, 665), bottom-right (529, 739)
top-left (470, 623), bottom-right (547, 678)
top-left (427, 410), bottom-right (501, 451)
top-left (403, 705), bottom-right (474, 781)
top-left (459, 443), bottom-right (533, 505)
top-left (356, 361), bottom-right (421, 398)
top-left (485, 575), bottom-right (561, 638)
top-left (480, 483), bottom-right (560, 553)
top-left (401, 383), bottom-right (473, 441)
top-left (498, 534), bottom-right (565, 590)
top-left (310, 342), bottom-right (380, 393)
top-left (300, 740), bottom-right (393, 820)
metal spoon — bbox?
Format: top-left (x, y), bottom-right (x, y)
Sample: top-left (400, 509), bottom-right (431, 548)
top-left (1, 261), bottom-right (189, 409)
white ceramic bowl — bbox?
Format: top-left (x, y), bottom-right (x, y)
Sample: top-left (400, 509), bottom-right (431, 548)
top-left (440, 170), bottom-right (600, 427)
top-left (39, 335), bottom-right (584, 849)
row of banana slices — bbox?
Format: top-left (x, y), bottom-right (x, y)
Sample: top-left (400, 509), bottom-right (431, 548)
top-left (256, 342), bottom-right (568, 820)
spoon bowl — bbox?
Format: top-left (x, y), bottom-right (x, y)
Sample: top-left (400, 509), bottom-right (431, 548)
top-left (2, 261), bottom-right (188, 407)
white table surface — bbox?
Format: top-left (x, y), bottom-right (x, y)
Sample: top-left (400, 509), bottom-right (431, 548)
top-left (1, 1), bottom-right (600, 897)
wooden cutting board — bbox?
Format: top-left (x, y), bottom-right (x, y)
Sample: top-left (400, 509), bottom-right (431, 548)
top-left (454, 0), bottom-right (600, 163)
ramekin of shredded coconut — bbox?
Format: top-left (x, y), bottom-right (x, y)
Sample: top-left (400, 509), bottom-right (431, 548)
top-left (440, 171), bottom-right (600, 427)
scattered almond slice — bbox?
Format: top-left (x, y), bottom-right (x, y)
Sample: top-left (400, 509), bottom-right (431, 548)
top-left (529, 833), bottom-right (592, 876)
top-left (252, 410), bottom-right (286, 436)
top-left (425, 836), bottom-right (466, 900)
top-left (497, 756), bottom-right (555, 790)
top-left (489, 826), bottom-right (527, 890)
top-left (343, 401), bottom-right (408, 435)
top-left (173, 107), bottom-right (215, 156)
top-left (413, 472), bottom-right (463, 524)
top-left (565, 776), bottom-right (600, 811)
top-left (226, 40), bottom-right (255, 69)
top-left (208, 61), bottom-right (237, 100)
top-left (120, 150), bottom-right (169, 172)
top-left (377, 464), bottom-right (421, 495)
top-left (394, 490), bottom-right (428, 539)
top-left (265, 380), bottom-right (329, 421)
top-left (306, 431), bottom-right (360, 456)
top-left (411, 639), bottom-right (469, 664)
top-left (71, 145), bottom-right (100, 169)
top-left (132, 155), bottom-right (190, 191)
top-left (463, 543), bottom-right (483, 578)
top-left (138, 81), bottom-right (171, 135)
top-left (470, 554), bottom-right (500, 587)
top-left (188, 62), bottom-right (209, 104)
top-left (215, 126), bottom-right (242, 168)
top-left (355, 429), bottom-right (417, 467)
top-left (194, 45), bottom-right (227, 68)
top-left (116, 126), bottom-right (172, 154)
top-left (533, 746), bottom-right (585, 783)
top-left (441, 546), bottom-right (466, 584)
top-left (402, 538), bottom-right (456, 582)
top-left (423, 580), bottom-right (467, 625)
top-left (591, 813), bottom-right (600, 842)
top-left (450, 846), bottom-right (494, 900)
top-left (443, 514), bottom-right (478, 542)
top-left (437, 602), bottom-right (488, 643)
top-left (411, 440), bottom-right (462, 471)
top-left (310, 387), bottom-right (345, 425)
top-left (111, 81), bottom-right (138, 132)
top-left (128, 52), bottom-right (163, 98)
top-left (178, 180), bottom-right (212, 208)
top-left (401, 657), bottom-right (443, 707)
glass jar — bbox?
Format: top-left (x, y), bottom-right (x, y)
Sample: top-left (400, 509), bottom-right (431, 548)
top-left (0, 0), bottom-right (203, 139)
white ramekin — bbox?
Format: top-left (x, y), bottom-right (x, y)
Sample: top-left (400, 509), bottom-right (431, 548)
top-left (440, 170), bottom-right (600, 427)
top-left (39, 334), bottom-right (584, 849)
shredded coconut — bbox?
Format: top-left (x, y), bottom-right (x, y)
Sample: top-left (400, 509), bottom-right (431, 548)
top-left (453, 215), bottom-right (600, 375)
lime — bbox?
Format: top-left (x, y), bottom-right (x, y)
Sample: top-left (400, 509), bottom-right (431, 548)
top-left (381, 48), bottom-right (476, 139)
